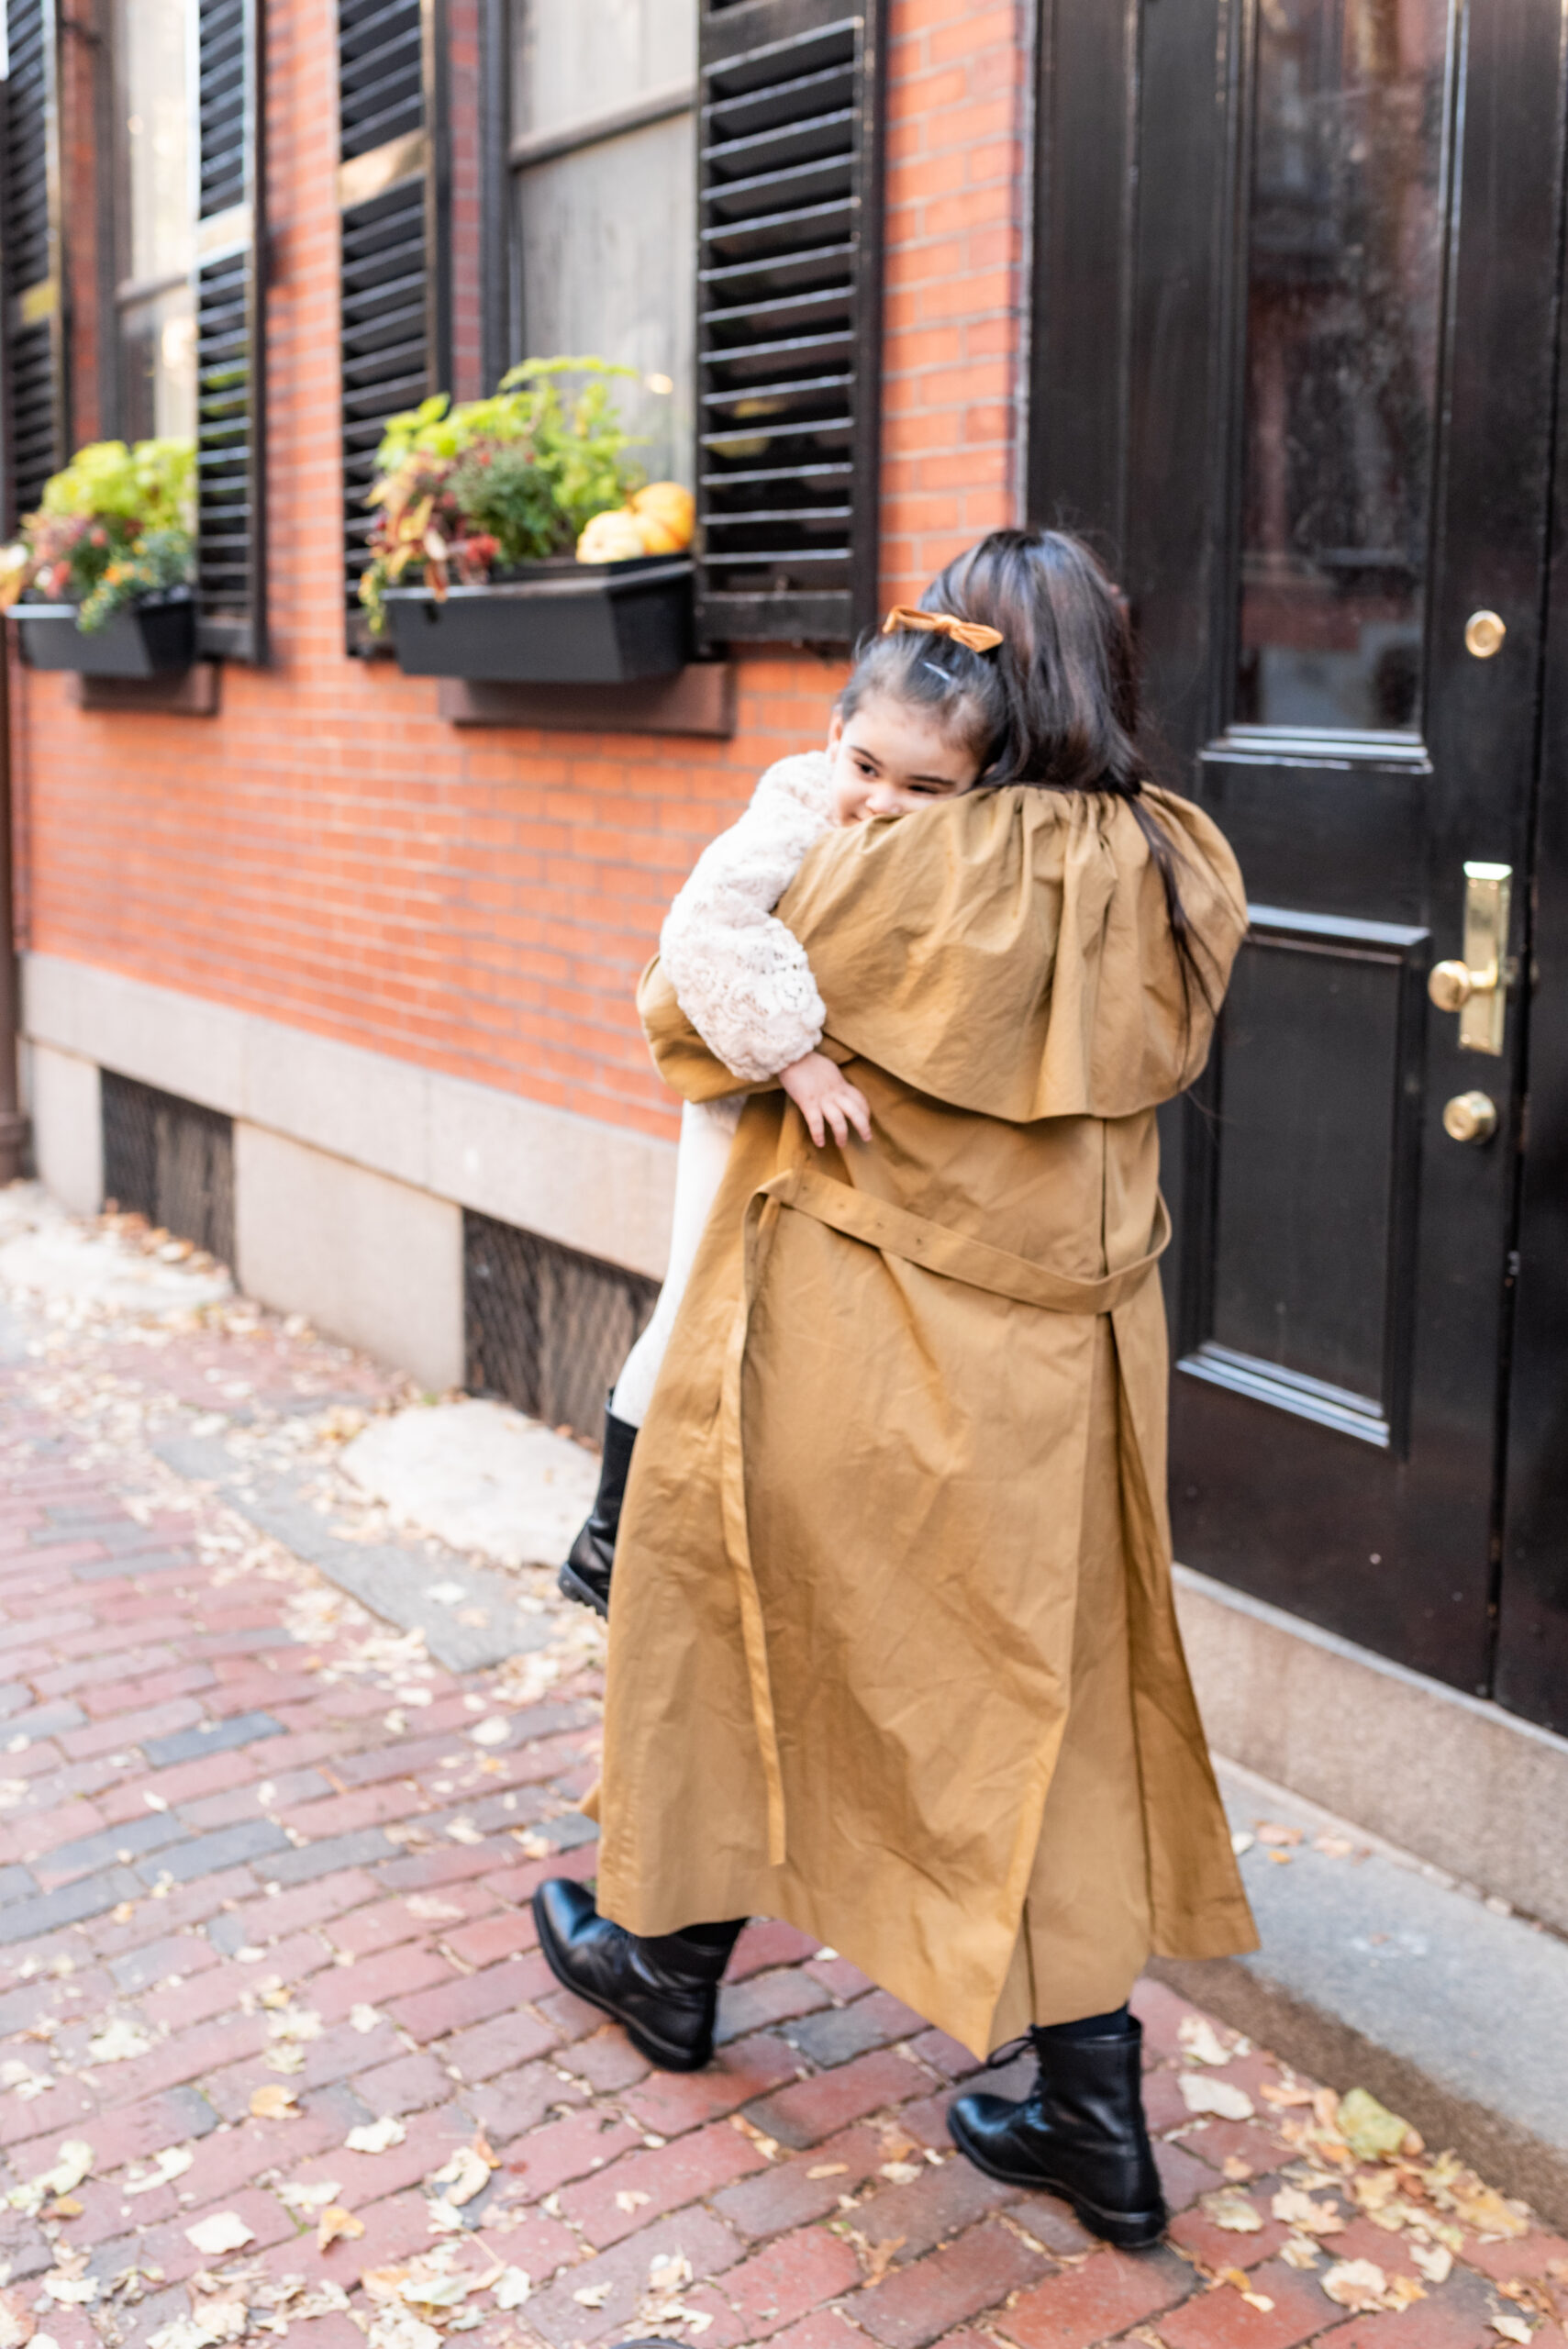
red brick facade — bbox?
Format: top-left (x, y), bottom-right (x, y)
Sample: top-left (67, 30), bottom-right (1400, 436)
top-left (9, 0), bottom-right (1027, 1144)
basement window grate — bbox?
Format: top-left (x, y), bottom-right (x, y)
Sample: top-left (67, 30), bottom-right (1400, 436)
top-left (101, 1074), bottom-right (236, 1269)
top-left (695, 2), bottom-right (885, 651)
top-left (463, 1211), bottom-right (659, 1442)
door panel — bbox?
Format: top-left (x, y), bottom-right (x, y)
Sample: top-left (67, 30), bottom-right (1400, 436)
top-left (1035, 0), bottom-right (1568, 1707)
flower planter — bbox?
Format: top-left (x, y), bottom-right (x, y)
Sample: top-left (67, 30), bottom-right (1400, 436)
top-left (13, 596), bottom-right (196, 677)
top-left (383, 556), bottom-right (693, 684)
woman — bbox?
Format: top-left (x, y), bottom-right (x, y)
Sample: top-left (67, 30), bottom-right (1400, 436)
top-left (533, 530), bottom-right (1258, 2252)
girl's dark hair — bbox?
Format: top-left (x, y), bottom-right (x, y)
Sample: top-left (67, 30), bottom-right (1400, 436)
top-left (840, 526), bottom-right (1217, 1017)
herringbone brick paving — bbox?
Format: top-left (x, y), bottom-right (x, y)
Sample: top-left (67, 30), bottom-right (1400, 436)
top-left (0, 1218), bottom-right (1562, 2349)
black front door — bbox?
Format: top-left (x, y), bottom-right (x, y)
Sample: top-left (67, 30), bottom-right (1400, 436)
top-left (1030, 0), bottom-right (1568, 1711)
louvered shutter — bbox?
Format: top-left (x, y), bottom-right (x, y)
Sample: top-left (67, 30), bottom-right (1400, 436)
top-left (0, 0), bottom-right (66, 530)
top-left (695, 0), bottom-right (885, 651)
top-left (193, 0), bottom-right (266, 663)
top-left (338, 0), bottom-right (449, 646)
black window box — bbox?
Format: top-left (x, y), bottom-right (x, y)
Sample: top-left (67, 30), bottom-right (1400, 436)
top-left (12, 596), bottom-right (196, 677)
top-left (383, 556), bottom-right (694, 684)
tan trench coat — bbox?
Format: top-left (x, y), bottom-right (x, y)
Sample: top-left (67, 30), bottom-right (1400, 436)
top-left (594, 784), bottom-right (1260, 2056)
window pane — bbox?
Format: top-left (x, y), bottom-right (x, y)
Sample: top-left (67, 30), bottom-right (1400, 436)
top-left (120, 286), bottom-right (196, 444)
top-left (114, 0), bottom-right (192, 286)
top-left (1236, 0), bottom-right (1451, 733)
top-left (517, 114), bottom-right (695, 488)
top-left (513, 0), bottom-right (695, 136)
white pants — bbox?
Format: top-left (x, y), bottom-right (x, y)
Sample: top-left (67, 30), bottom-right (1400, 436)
top-left (612, 1097), bottom-right (743, 1429)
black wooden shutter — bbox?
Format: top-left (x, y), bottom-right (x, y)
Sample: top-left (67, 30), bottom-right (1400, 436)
top-left (338, 0), bottom-right (449, 649)
top-left (193, 0), bottom-right (266, 663)
top-left (695, 0), bottom-right (885, 652)
top-left (1, 0), bottom-right (66, 531)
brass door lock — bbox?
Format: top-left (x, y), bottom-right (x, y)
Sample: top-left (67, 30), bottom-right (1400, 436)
top-left (1428, 862), bottom-right (1511, 1054)
top-left (1442, 1091), bottom-right (1498, 1144)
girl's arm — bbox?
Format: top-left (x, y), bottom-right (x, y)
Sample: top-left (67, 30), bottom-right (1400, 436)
top-left (660, 752), bottom-right (836, 1084)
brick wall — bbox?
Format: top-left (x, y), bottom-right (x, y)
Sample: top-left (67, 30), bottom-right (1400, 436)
top-left (12, 0), bottom-right (1028, 1146)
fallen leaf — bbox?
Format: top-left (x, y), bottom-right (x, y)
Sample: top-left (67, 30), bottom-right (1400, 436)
top-left (1200, 2188), bottom-right (1263, 2233)
top-left (880, 2162), bottom-right (922, 2185)
top-left (1313, 1833), bottom-right (1357, 1858)
top-left (406, 1897), bottom-right (464, 1921)
top-left (730, 2114), bottom-right (780, 2158)
top-left (1256, 1820), bottom-right (1303, 1846)
top-left (1322, 2259), bottom-right (1425, 2314)
top-left (1490, 2319), bottom-right (1533, 2346)
top-left (1260, 2080), bottom-right (1315, 2109)
top-left (279, 2180), bottom-right (342, 2215)
top-left (473, 2131), bottom-right (499, 2168)
top-left (1179, 2075), bottom-right (1255, 2121)
top-left (444, 1818), bottom-right (484, 1847)
top-left (1179, 2017), bottom-right (1234, 2067)
top-left (1231, 1830), bottom-right (1255, 1855)
top-left (492, 2270), bottom-right (530, 2310)
top-left (264, 2042), bottom-right (306, 2074)
top-left (426, 2199), bottom-right (463, 2234)
top-left (1273, 2188), bottom-right (1345, 2236)
top-left (0, 2286), bottom-right (36, 2347)
top-left (249, 2085), bottom-right (298, 2121)
top-left (86, 2017), bottom-right (154, 2065)
top-left (1337, 2088), bottom-right (1412, 2163)
top-left (46, 2195), bottom-right (83, 2219)
top-left (367, 2310), bottom-right (441, 2349)
top-left (616, 2190), bottom-right (651, 2213)
top-left (428, 2147), bottom-right (492, 2208)
top-left (317, 2207), bottom-right (365, 2251)
top-left (807, 2164), bottom-right (850, 2180)
top-left (1223, 2157), bottom-right (1255, 2182)
top-left (347, 2118), bottom-right (407, 2154)
top-left (572, 2285), bottom-right (611, 2309)
top-left (37, 2141), bottom-right (93, 2198)
top-left (1281, 2235), bottom-right (1322, 2270)
top-left (1412, 2243), bottom-right (1454, 2286)
top-left (470, 1720), bottom-right (508, 1746)
top-left (350, 2004), bottom-right (383, 2034)
top-left (183, 2214), bottom-right (255, 2258)
top-left (865, 2238), bottom-right (906, 2287)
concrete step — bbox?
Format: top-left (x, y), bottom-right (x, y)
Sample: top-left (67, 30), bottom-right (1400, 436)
top-left (1152, 1757), bottom-right (1568, 2229)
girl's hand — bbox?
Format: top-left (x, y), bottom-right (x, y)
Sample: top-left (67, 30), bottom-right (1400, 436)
top-left (780, 1051), bottom-right (873, 1149)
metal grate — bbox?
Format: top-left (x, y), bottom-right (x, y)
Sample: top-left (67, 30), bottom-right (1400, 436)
top-left (101, 1074), bottom-right (236, 1268)
top-left (341, 176), bottom-right (430, 595)
top-left (695, 0), bottom-right (885, 651)
top-left (464, 1211), bottom-right (659, 1442)
top-left (2, 0), bottom-right (63, 528)
top-left (194, 0), bottom-right (265, 662)
top-left (339, 0), bottom-right (425, 161)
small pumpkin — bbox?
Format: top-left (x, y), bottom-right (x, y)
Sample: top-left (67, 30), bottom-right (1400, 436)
top-left (576, 507), bottom-right (648, 564)
top-left (630, 481), bottom-right (695, 551)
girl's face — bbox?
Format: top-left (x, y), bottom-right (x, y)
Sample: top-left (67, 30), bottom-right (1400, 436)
top-left (827, 693), bottom-right (982, 827)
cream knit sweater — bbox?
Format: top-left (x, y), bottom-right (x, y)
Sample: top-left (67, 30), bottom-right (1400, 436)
top-left (660, 750), bottom-right (835, 1084)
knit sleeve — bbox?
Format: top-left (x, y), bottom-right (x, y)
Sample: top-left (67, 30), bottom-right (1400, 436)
top-left (660, 751), bottom-right (835, 1083)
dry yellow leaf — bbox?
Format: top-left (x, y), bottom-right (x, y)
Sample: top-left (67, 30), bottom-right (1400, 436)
top-left (807, 2164), bottom-right (850, 2180)
top-left (250, 2083), bottom-right (300, 2121)
top-left (318, 2207), bottom-right (365, 2252)
top-left (864, 2236), bottom-right (906, 2287)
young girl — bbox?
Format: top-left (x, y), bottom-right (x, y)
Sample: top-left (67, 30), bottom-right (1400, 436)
top-left (558, 603), bottom-right (1009, 1617)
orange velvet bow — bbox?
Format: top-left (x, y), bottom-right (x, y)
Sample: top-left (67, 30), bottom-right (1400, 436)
top-left (881, 605), bottom-right (1005, 653)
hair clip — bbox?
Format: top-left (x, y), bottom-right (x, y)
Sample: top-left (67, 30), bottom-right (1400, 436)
top-left (882, 606), bottom-right (1004, 654)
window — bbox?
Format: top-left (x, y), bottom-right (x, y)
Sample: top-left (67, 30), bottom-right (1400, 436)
top-left (1, 0), bottom-right (67, 527)
top-left (112, 0), bottom-right (196, 443)
top-left (508, 0), bottom-right (697, 491)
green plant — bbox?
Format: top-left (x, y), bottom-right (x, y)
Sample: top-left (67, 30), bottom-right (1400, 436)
top-left (359, 356), bottom-right (644, 629)
top-left (0, 438), bottom-right (195, 632)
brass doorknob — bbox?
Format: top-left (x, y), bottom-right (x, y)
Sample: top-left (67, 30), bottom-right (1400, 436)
top-left (1465, 609), bottom-right (1507, 659)
top-left (1443, 1090), bottom-right (1498, 1144)
top-left (1429, 959), bottom-right (1484, 1011)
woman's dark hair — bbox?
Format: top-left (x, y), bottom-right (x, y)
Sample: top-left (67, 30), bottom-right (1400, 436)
top-left (840, 527), bottom-right (1217, 1018)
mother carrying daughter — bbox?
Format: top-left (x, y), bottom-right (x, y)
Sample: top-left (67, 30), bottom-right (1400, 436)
top-left (543, 528), bottom-right (1258, 2254)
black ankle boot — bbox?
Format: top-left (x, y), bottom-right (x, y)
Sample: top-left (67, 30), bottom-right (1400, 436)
top-left (559, 1400), bottom-right (638, 1618)
top-left (947, 2018), bottom-right (1166, 2249)
top-left (532, 1879), bottom-right (743, 2071)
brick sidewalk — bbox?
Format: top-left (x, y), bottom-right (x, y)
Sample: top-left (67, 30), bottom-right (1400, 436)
top-left (0, 1210), bottom-right (1562, 2349)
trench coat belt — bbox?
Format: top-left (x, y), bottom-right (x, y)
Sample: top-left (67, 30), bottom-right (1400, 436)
top-left (718, 1163), bottom-right (1173, 1865)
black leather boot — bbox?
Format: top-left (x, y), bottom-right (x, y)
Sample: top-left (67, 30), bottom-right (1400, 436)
top-left (947, 2018), bottom-right (1167, 2249)
top-left (559, 1399), bottom-right (638, 1618)
top-left (532, 1878), bottom-right (743, 2071)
